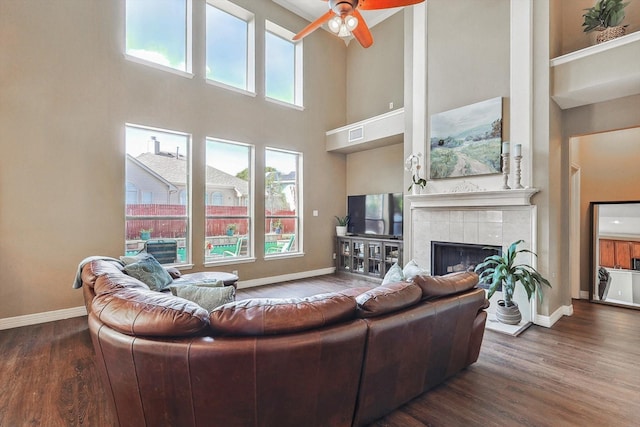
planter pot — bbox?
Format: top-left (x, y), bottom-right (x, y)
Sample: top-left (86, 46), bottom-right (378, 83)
top-left (411, 186), bottom-right (422, 195)
top-left (336, 226), bottom-right (347, 236)
top-left (140, 231), bottom-right (151, 241)
top-left (226, 229), bottom-right (234, 236)
top-left (596, 26), bottom-right (626, 44)
top-left (496, 300), bottom-right (522, 325)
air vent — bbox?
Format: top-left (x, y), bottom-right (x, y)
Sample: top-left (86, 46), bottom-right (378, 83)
top-left (348, 126), bottom-right (364, 142)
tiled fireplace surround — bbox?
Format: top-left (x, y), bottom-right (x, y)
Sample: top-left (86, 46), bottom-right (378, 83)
top-left (406, 189), bottom-right (539, 334)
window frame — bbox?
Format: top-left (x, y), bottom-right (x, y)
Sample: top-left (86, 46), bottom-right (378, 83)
top-left (204, 137), bottom-right (255, 266)
top-left (264, 147), bottom-right (303, 259)
top-left (264, 20), bottom-right (304, 109)
top-left (124, 123), bottom-right (192, 266)
top-left (124, 0), bottom-right (194, 78)
top-left (205, 0), bottom-right (256, 96)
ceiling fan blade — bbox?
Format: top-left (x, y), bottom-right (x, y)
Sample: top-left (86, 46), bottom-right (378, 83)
top-left (351, 10), bottom-right (373, 48)
top-left (358, 0), bottom-right (425, 11)
top-left (293, 10), bottom-right (335, 41)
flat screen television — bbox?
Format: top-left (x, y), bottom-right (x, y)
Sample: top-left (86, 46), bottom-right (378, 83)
top-left (347, 193), bottom-right (403, 238)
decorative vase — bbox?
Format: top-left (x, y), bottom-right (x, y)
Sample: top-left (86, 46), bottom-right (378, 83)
top-left (336, 226), bottom-right (347, 236)
top-left (496, 300), bottom-right (522, 325)
top-left (596, 26), bottom-right (626, 44)
top-left (411, 186), bottom-right (421, 195)
top-left (140, 231), bottom-right (151, 240)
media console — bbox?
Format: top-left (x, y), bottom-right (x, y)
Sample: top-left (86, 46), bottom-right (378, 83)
top-left (336, 235), bottom-right (403, 281)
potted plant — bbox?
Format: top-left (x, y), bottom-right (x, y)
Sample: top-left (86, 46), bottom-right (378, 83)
top-left (272, 219), bottom-right (282, 234)
top-left (226, 223), bottom-right (237, 236)
top-left (475, 240), bottom-right (551, 325)
top-left (335, 215), bottom-right (350, 236)
top-left (140, 228), bottom-right (152, 240)
top-left (582, 0), bottom-right (629, 44)
top-left (405, 153), bottom-right (427, 194)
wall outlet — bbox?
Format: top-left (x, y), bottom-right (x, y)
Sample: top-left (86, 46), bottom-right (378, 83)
top-left (232, 270), bottom-right (238, 276)
top-left (389, 102), bottom-right (394, 110)
top-left (332, 253), bottom-right (336, 259)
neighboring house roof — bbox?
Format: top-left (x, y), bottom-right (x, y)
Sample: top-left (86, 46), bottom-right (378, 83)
top-left (135, 152), bottom-right (248, 194)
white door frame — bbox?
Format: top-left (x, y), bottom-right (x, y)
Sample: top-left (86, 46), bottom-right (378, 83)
top-left (569, 163), bottom-right (582, 299)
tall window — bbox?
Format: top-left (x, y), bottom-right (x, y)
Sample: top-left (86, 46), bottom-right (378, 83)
top-left (265, 148), bottom-right (301, 256)
top-left (125, 0), bottom-right (192, 74)
top-left (205, 138), bottom-right (253, 262)
top-left (125, 124), bottom-right (191, 264)
top-left (206, 0), bottom-right (255, 93)
top-left (265, 21), bottom-right (303, 107)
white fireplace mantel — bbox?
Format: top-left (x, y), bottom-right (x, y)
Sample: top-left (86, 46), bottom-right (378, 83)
top-left (407, 188), bottom-right (539, 209)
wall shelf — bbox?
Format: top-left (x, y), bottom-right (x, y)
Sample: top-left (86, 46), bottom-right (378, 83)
top-left (326, 108), bottom-right (404, 153)
top-left (550, 31), bottom-right (640, 110)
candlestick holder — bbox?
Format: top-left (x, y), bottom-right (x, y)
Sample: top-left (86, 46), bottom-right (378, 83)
top-left (513, 155), bottom-right (524, 189)
top-left (501, 153), bottom-right (510, 190)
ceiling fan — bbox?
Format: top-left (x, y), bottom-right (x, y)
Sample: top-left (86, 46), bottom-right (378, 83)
top-left (293, 0), bottom-right (425, 48)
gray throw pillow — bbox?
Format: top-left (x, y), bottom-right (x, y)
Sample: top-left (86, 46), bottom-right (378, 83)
top-left (382, 262), bottom-right (404, 285)
top-left (173, 285), bottom-right (235, 313)
top-left (123, 254), bottom-right (173, 291)
top-left (169, 279), bottom-right (224, 296)
top-left (403, 259), bottom-right (428, 281)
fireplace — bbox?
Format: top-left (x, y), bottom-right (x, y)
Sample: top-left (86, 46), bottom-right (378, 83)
top-left (431, 241), bottom-right (502, 290)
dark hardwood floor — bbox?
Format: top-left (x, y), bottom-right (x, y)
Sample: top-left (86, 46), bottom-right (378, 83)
top-left (2, 274), bottom-right (640, 426)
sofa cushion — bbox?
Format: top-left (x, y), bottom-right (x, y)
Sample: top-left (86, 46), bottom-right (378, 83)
top-left (355, 282), bottom-right (422, 318)
top-left (209, 292), bottom-right (357, 336)
top-left (123, 254), bottom-right (173, 291)
top-left (412, 271), bottom-right (479, 300)
top-left (91, 279), bottom-right (210, 337)
top-left (171, 285), bottom-right (235, 313)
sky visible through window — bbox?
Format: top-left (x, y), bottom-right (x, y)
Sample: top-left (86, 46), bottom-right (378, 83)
top-left (265, 32), bottom-right (295, 104)
top-left (125, 0), bottom-right (187, 71)
top-left (206, 5), bottom-right (247, 89)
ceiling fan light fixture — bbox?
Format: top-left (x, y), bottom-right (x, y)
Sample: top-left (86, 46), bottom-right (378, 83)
top-left (345, 15), bottom-right (358, 31)
top-left (337, 23), bottom-right (351, 37)
top-left (328, 16), bottom-right (342, 33)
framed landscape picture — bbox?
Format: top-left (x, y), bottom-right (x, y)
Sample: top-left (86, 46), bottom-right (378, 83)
top-left (429, 97), bottom-right (503, 179)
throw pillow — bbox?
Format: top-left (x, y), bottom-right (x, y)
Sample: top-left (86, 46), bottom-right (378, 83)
top-left (169, 279), bottom-right (224, 296)
top-left (403, 259), bottom-right (427, 282)
top-left (173, 285), bottom-right (235, 313)
top-left (123, 254), bottom-right (173, 292)
top-left (382, 262), bottom-right (404, 285)
top-left (119, 252), bottom-right (149, 265)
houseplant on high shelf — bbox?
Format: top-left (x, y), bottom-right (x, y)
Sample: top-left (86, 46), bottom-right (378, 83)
top-left (475, 240), bottom-right (551, 325)
top-left (335, 215), bottom-right (350, 236)
top-left (582, 0), bottom-right (629, 44)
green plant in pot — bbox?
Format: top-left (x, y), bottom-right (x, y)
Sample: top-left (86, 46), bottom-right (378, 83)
top-left (335, 215), bottom-right (349, 236)
top-left (475, 240), bottom-right (551, 325)
top-left (582, 0), bottom-right (629, 44)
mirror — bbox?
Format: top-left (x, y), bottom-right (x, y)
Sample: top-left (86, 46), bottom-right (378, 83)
top-left (591, 202), bottom-right (640, 308)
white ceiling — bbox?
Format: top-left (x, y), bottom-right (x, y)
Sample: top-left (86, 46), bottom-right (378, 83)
top-left (272, 0), bottom-right (402, 33)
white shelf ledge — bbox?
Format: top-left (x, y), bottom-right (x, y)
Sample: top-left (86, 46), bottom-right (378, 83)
top-left (407, 188), bottom-right (539, 209)
top-left (326, 108), bottom-right (404, 153)
top-left (550, 31), bottom-right (640, 110)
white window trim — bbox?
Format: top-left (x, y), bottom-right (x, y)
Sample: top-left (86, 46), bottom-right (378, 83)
top-left (264, 147), bottom-right (303, 258)
top-left (206, 0), bottom-right (255, 94)
top-left (204, 137), bottom-right (256, 263)
top-left (265, 21), bottom-right (304, 109)
top-left (124, 0), bottom-right (193, 76)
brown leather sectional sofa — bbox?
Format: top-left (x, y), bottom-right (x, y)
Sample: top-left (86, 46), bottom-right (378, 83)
top-left (81, 259), bottom-right (488, 427)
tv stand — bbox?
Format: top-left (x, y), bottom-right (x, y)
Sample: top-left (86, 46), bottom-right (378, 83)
top-left (336, 236), bottom-right (403, 280)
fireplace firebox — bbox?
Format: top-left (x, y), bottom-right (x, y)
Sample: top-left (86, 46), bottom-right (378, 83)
top-left (431, 241), bottom-right (502, 290)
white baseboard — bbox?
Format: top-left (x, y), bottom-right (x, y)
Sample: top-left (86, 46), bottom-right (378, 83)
top-left (0, 268), bottom-right (338, 330)
top-left (237, 267), bottom-right (336, 289)
top-left (534, 303), bottom-right (573, 328)
top-left (0, 306), bottom-right (87, 331)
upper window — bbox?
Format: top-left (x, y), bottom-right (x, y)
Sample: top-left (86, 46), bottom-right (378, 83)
top-left (205, 138), bottom-right (253, 262)
top-left (125, 124), bottom-right (191, 264)
top-left (125, 0), bottom-right (192, 74)
top-left (265, 21), bottom-right (303, 108)
top-left (206, 0), bottom-right (255, 93)
top-left (265, 148), bottom-right (301, 257)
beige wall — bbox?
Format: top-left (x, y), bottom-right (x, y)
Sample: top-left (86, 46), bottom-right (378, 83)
top-left (0, 0), bottom-right (348, 319)
top-left (345, 143), bottom-right (404, 197)
top-left (346, 11), bottom-right (404, 124)
top-left (571, 127), bottom-right (640, 295)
